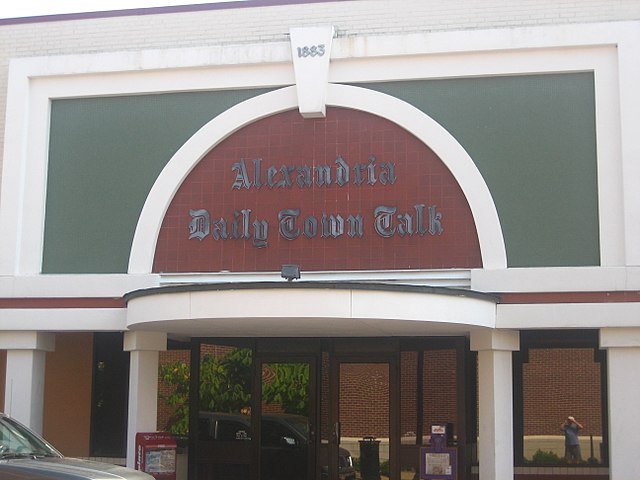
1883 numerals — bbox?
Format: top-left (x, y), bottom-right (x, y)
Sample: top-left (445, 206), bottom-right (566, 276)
top-left (297, 44), bottom-right (326, 58)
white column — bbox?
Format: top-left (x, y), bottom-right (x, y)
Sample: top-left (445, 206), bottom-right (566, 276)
top-left (0, 331), bottom-right (55, 433)
top-left (600, 327), bottom-right (640, 480)
top-left (124, 331), bottom-right (167, 468)
top-left (471, 329), bottom-right (519, 480)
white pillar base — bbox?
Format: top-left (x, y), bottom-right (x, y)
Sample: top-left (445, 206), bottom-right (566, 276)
top-left (0, 331), bottom-right (55, 434)
top-left (600, 327), bottom-right (640, 480)
top-left (124, 331), bottom-right (167, 468)
top-left (471, 329), bottom-right (519, 480)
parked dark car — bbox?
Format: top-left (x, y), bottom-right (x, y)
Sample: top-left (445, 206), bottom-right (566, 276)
top-left (0, 412), bottom-right (153, 479)
top-left (199, 411), bottom-right (356, 480)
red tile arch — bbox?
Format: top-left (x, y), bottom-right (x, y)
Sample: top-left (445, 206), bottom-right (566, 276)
top-left (153, 107), bottom-right (481, 273)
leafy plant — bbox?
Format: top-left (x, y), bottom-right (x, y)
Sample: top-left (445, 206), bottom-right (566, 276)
top-left (160, 348), bottom-right (310, 435)
top-left (351, 457), bottom-right (389, 475)
top-left (159, 360), bottom-right (190, 435)
top-left (262, 362), bottom-right (309, 414)
top-left (199, 348), bottom-right (252, 413)
top-left (159, 348), bottom-right (252, 435)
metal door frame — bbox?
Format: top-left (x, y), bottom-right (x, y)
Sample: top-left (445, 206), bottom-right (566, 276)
top-left (255, 352), bottom-right (320, 480)
top-left (328, 351), bottom-right (400, 480)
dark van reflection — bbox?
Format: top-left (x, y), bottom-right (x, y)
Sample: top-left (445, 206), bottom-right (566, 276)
top-left (199, 412), bottom-right (355, 480)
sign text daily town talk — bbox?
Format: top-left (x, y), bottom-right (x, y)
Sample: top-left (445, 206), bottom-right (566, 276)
top-left (188, 155), bottom-right (444, 248)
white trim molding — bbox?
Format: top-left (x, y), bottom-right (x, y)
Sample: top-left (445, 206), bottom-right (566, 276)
top-left (126, 283), bottom-right (497, 336)
top-left (0, 21), bottom-right (636, 282)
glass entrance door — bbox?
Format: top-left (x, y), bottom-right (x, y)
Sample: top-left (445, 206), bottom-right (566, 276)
top-left (259, 358), bottom-right (316, 480)
top-left (329, 357), bottom-right (393, 480)
top-left (195, 343), bottom-right (254, 480)
top-left (189, 341), bottom-right (418, 480)
top-left (193, 341), bottom-right (318, 480)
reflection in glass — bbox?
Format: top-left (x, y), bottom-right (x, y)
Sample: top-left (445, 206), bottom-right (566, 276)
top-left (319, 352), bottom-right (330, 480)
top-left (261, 362), bottom-right (311, 480)
top-left (400, 352), bottom-right (418, 446)
top-left (339, 363), bottom-right (388, 480)
top-left (399, 349), bottom-right (459, 477)
top-left (197, 345), bottom-right (253, 480)
top-left (522, 348), bottom-right (603, 466)
top-left (422, 350), bottom-right (458, 445)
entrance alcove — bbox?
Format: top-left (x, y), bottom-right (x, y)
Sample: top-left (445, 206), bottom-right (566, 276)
top-left (125, 82), bottom-right (505, 480)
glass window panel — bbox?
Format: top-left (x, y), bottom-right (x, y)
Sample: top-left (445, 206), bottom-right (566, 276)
top-left (339, 362), bottom-right (389, 480)
top-left (422, 350), bottom-right (458, 445)
top-left (522, 347), bottom-right (603, 466)
top-left (318, 352), bottom-right (330, 480)
top-left (261, 361), bottom-right (311, 480)
top-left (197, 344), bottom-right (253, 480)
top-left (400, 351), bottom-right (418, 446)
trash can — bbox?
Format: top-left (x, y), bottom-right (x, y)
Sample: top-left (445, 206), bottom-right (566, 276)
top-left (359, 436), bottom-right (381, 480)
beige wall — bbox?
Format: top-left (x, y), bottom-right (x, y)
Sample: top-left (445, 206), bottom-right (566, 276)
top-left (43, 332), bottom-right (93, 457)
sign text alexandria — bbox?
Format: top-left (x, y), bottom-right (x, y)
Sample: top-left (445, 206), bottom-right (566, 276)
top-left (188, 155), bottom-right (443, 248)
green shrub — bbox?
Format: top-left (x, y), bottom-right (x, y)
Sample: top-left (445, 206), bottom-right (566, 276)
top-left (352, 457), bottom-right (390, 475)
top-left (526, 449), bottom-right (563, 465)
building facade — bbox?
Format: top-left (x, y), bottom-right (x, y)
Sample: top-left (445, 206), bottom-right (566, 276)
top-left (1, 1), bottom-right (640, 479)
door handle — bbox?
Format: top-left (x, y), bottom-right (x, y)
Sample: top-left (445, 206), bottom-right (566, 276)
top-left (333, 421), bottom-right (341, 445)
top-left (308, 422), bottom-right (315, 444)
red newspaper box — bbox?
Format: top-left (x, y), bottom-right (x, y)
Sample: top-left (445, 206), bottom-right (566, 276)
top-left (135, 432), bottom-right (177, 480)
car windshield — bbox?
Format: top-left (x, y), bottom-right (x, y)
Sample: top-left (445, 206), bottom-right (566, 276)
top-left (0, 415), bottom-right (61, 459)
top-left (280, 416), bottom-right (309, 440)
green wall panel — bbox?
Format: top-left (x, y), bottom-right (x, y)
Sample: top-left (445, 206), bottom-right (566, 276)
top-left (43, 88), bottom-right (273, 273)
top-left (44, 74), bottom-right (599, 273)
top-left (358, 74), bottom-right (599, 267)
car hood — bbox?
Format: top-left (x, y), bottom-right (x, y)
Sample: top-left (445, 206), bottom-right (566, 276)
top-left (0, 457), bottom-right (154, 479)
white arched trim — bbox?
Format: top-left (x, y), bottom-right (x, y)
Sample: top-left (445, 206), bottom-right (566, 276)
top-left (125, 283), bottom-right (498, 335)
top-left (128, 84), bottom-right (506, 273)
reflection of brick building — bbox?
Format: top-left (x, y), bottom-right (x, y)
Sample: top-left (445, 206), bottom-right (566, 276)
top-left (158, 348), bottom-right (463, 441)
top-left (339, 363), bottom-right (390, 438)
top-left (423, 351), bottom-right (459, 436)
top-left (158, 346), bottom-right (602, 443)
top-left (523, 349), bottom-right (602, 438)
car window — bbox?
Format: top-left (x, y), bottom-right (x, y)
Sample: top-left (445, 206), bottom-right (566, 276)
top-left (216, 420), bottom-right (251, 442)
top-left (281, 416), bottom-right (309, 439)
top-left (0, 416), bottom-right (60, 458)
top-left (261, 420), bottom-right (297, 447)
